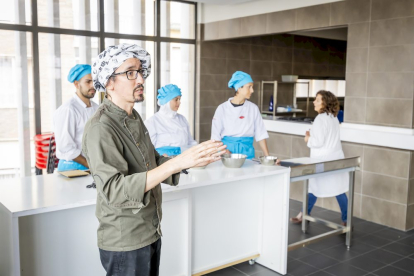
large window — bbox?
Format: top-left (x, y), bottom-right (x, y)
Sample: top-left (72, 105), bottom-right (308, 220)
top-left (0, 0), bottom-right (197, 177)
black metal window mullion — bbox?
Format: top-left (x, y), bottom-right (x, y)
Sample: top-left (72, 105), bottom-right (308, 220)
top-left (32, 0), bottom-right (41, 135)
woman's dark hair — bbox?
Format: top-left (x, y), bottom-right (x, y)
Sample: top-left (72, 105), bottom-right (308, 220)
top-left (316, 90), bottom-right (339, 117)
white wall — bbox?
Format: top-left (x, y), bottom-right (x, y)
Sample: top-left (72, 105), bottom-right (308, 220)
top-left (198, 0), bottom-right (344, 24)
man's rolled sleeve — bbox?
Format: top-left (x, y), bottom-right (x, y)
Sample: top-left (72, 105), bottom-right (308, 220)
top-left (84, 123), bottom-right (149, 209)
top-left (154, 149), bottom-right (180, 186)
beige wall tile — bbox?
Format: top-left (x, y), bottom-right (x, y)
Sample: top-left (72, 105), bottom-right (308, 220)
top-left (291, 136), bottom-right (310, 158)
top-left (200, 58), bottom-right (227, 75)
top-left (345, 73), bottom-right (367, 97)
top-left (344, 97), bottom-right (366, 123)
top-left (330, 0), bottom-right (371, 25)
top-left (199, 107), bottom-right (216, 124)
top-left (227, 59), bottom-right (251, 75)
top-left (219, 18), bottom-right (241, 39)
top-left (251, 45), bottom-right (274, 61)
top-left (370, 17), bottom-right (414, 47)
top-left (361, 196), bottom-right (406, 230)
top-left (293, 49), bottom-right (313, 63)
top-left (368, 45), bottom-right (413, 72)
top-left (410, 152), bottom-right (414, 179)
top-left (200, 90), bottom-right (226, 108)
top-left (201, 41), bottom-right (228, 59)
top-left (346, 48), bottom-right (368, 73)
top-left (367, 72), bottom-right (413, 99)
top-left (226, 43), bottom-right (251, 60)
top-left (267, 132), bottom-right (292, 157)
top-left (296, 4), bottom-right (330, 30)
top-left (200, 74), bottom-right (230, 91)
top-left (272, 34), bottom-right (294, 48)
top-left (251, 36), bottom-right (273, 46)
top-left (203, 22), bottom-right (219, 41)
top-left (353, 193), bottom-right (362, 218)
top-left (272, 62), bottom-right (293, 80)
top-left (250, 61), bottom-right (272, 77)
top-left (199, 123), bottom-right (212, 141)
top-left (342, 142), bottom-right (364, 170)
top-left (293, 63), bottom-right (312, 76)
top-left (363, 146), bottom-right (410, 178)
top-left (354, 171), bottom-right (362, 195)
top-left (273, 47), bottom-right (293, 63)
top-left (266, 9), bottom-right (296, 34)
top-left (406, 204), bottom-right (414, 230)
top-left (362, 172), bottom-right (409, 204)
top-left (409, 179), bottom-right (414, 205)
top-left (290, 181), bottom-right (304, 202)
top-left (371, 0), bottom-right (414, 20)
top-left (365, 98), bottom-right (412, 127)
top-left (348, 22), bottom-right (370, 48)
top-left (241, 14), bottom-right (267, 37)
top-left (329, 65), bottom-right (346, 78)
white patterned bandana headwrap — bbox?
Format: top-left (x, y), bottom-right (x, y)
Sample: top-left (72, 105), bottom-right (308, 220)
top-left (92, 43), bottom-right (151, 92)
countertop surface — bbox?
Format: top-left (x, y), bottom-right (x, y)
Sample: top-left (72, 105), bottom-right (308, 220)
top-left (263, 116), bottom-right (414, 151)
top-left (0, 160), bottom-right (289, 217)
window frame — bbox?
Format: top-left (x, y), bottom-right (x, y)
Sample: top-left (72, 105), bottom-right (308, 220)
top-left (0, 0), bottom-right (197, 175)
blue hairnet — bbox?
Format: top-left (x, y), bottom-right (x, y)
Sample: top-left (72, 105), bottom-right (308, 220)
top-left (157, 84), bottom-right (182, 105)
top-left (67, 64), bottom-right (92, 83)
top-left (228, 71), bottom-right (253, 91)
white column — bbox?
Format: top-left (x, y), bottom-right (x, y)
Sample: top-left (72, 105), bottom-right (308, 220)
top-left (47, 0), bottom-right (62, 123)
top-left (79, 0), bottom-right (92, 64)
top-left (14, 0), bottom-right (31, 177)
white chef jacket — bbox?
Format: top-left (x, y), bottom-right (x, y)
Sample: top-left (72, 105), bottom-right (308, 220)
top-left (307, 113), bottom-right (349, 197)
top-left (211, 98), bottom-right (269, 141)
top-left (145, 110), bottom-right (197, 152)
top-left (53, 94), bottom-right (99, 161)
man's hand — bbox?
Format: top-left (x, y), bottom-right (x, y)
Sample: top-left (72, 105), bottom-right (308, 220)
top-left (304, 130), bottom-right (310, 143)
top-left (169, 140), bottom-right (227, 172)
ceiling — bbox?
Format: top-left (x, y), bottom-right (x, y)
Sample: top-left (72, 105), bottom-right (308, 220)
top-left (182, 0), bottom-right (257, 4)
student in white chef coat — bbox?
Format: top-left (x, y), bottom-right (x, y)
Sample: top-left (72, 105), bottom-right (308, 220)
top-left (211, 71), bottom-right (269, 159)
top-left (145, 84), bottom-right (197, 156)
top-left (53, 64), bottom-right (99, 171)
top-left (291, 90), bottom-right (349, 226)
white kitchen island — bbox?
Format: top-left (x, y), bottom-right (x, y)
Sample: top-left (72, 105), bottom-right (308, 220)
top-left (0, 160), bottom-right (291, 276)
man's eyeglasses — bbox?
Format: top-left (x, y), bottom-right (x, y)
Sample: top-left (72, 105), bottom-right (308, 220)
top-left (111, 69), bottom-right (148, 80)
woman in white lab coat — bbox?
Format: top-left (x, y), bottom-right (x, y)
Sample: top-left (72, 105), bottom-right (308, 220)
top-left (211, 71), bottom-right (269, 159)
top-left (145, 84), bottom-right (197, 156)
top-left (291, 90), bottom-right (349, 225)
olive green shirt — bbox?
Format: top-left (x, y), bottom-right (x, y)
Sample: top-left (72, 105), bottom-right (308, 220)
top-left (82, 98), bottom-right (180, 252)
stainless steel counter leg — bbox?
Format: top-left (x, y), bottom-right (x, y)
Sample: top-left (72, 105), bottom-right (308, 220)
top-left (346, 170), bottom-right (355, 250)
top-left (302, 179), bottom-right (309, 233)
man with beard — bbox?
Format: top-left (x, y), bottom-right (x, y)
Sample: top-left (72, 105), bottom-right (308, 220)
top-left (82, 44), bottom-right (226, 276)
top-left (53, 64), bottom-right (98, 171)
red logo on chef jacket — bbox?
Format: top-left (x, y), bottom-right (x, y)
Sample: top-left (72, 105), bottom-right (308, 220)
top-left (239, 116), bottom-right (245, 119)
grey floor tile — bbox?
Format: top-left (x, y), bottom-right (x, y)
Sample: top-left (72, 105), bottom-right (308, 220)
top-left (306, 235), bottom-right (345, 252)
top-left (249, 267), bottom-right (285, 276)
top-left (372, 265), bottom-right (414, 276)
top-left (373, 228), bottom-right (412, 242)
top-left (390, 258), bottom-right (414, 273)
top-left (323, 263), bottom-right (366, 276)
top-left (299, 253), bottom-right (339, 270)
top-left (398, 235), bottom-right (414, 247)
top-left (288, 247), bottom-right (317, 259)
top-left (353, 222), bottom-right (387, 235)
top-left (354, 234), bottom-right (393, 248)
top-left (233, 262), bottom-right (267, 275)
top-left (342, 255), bottom-right (387, 272)
top-left (307, 270), bottom-right (334, 276)
top-left (207, 266), bottom-right (246, 276)
top-left (287, 260), bottom-right (319, 276)
top-left (319, 242), bottom-right (375, 261)
top-left (382, 242), bottom-right (414, 257)
top-left (363, 249), bottom-right (404, 264)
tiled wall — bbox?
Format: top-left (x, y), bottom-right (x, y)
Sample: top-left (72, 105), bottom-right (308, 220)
top-left (203, 0), bottom-right (414, 129)
top-left (198, 34), bottom-right (346, 142)
top-left (253, 134), bottom-right (414, 231)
